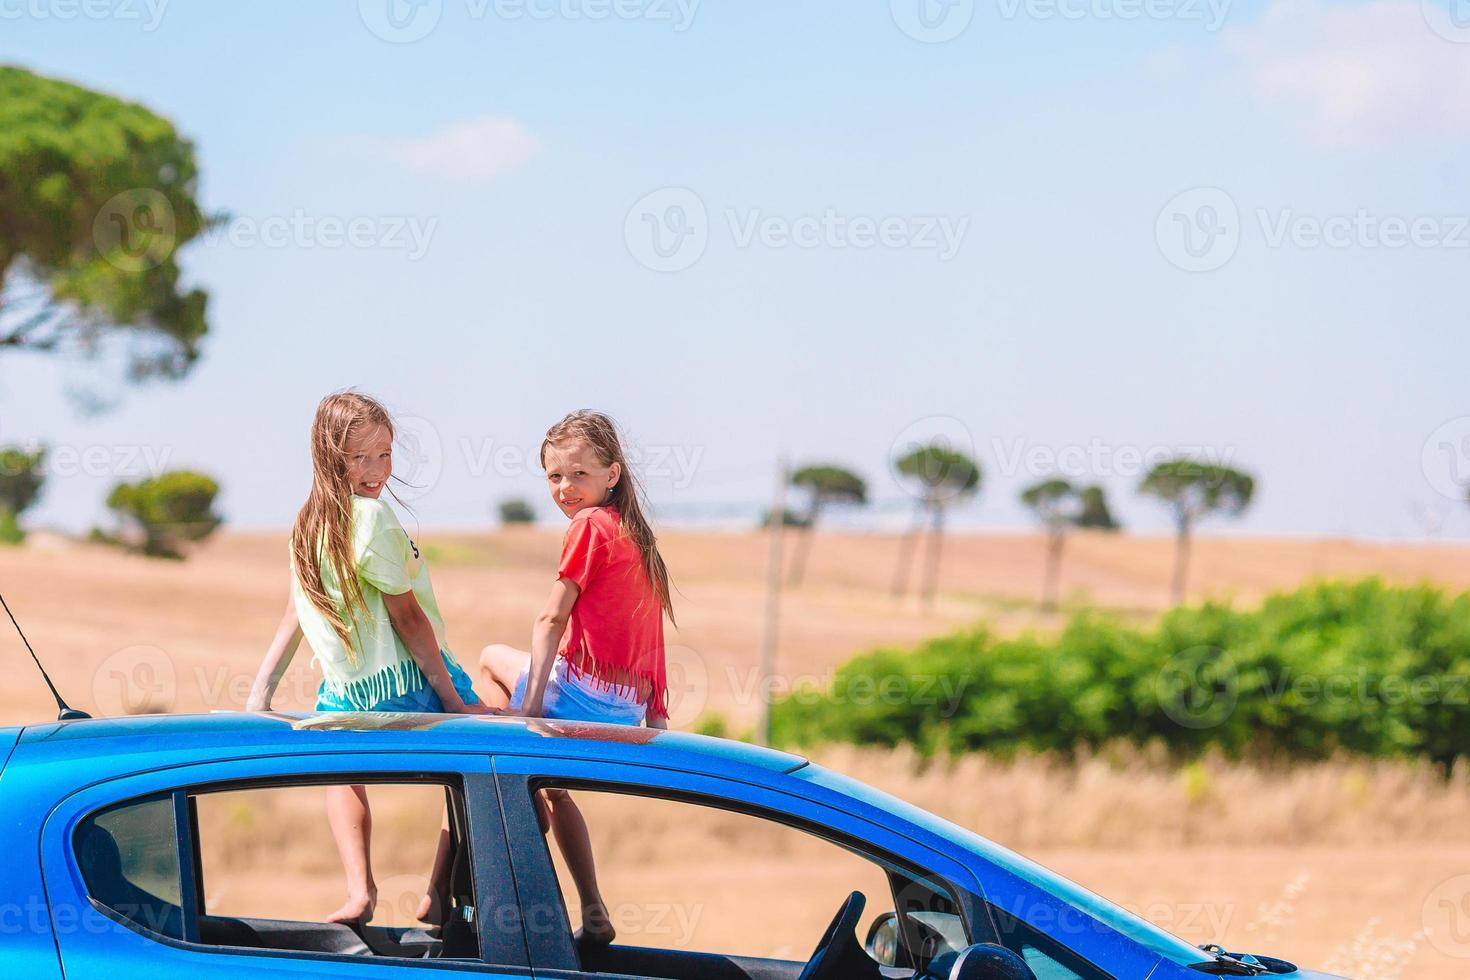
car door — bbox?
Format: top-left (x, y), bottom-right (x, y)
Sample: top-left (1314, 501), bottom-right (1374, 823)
top-left (489, 753), bottom-right (986, 980)
top-left (41, 751), bottom-right (531, 978)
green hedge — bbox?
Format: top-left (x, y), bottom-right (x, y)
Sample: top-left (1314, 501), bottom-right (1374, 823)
top-left (770, 579), bottom-right (1470, 765)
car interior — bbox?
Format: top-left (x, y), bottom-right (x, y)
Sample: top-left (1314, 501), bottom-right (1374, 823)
top-left (72, 776), bottom-right (1017, 979)
top-left (76, 781), bottom-right (482, 962)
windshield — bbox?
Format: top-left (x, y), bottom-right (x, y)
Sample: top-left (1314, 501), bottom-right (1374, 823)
top-left (795, 764), bottom-right (1214, 967)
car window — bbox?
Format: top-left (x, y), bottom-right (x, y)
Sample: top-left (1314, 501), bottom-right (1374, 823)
top-left (194, 782), bottom-right (444, 927)
top-left (76, 795), bottom-right (185, 940)
top-left (73, 778), bottom-right (490, 964)
top-left (989, 903), bottom-right (1113, 980)
top-left (532, 785), bottom-right (960, 968)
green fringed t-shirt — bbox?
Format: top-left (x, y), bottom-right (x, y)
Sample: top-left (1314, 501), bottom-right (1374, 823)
top-left (292, 495), bottom-right (461, 710)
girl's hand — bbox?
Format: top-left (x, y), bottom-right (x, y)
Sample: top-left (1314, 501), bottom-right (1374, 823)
top-left (245, 689), bottom-right (271, 712)
top-left (448, 697), bottom-right (493, 716)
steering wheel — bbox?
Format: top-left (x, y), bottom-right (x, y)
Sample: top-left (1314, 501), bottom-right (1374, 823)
top-left (798, 891), bottom-right (878, 980)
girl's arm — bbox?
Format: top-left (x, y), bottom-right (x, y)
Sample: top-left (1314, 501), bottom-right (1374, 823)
top-left (247, 593), bottom-right (304, 711)
top-left (382, 590), bottom-right (488, 714)
top-left (519, 578), bottom-right (580, 718)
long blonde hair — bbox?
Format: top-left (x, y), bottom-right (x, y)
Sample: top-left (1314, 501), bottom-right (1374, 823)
top-left (542, 410), bottom-right (676, 626)
top-left (291, 391), bottom-right (395, 662)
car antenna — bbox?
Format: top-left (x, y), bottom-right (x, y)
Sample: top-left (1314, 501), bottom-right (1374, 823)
top-left (0, 591), bottom-right (90, 721)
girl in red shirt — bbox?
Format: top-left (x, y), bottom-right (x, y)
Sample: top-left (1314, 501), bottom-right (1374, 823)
top-left (479, 410), bottom-right (676, 942)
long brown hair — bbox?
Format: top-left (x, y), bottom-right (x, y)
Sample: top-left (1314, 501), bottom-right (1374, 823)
top-left (541, 410), bottom-right (676, 626)
top-left (291, 391), bottom-right (395, 662)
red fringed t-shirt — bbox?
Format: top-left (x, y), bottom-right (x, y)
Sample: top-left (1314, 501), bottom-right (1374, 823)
top-left (557, 505), bottom-right (668, 720)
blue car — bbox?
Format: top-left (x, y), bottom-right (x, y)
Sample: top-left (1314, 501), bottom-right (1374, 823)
top-left (0, 712), bottom-right (1344, 979)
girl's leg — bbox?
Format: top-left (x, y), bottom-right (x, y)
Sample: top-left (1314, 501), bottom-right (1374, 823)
top-left (325, 783), bottom-right (377, 924)
top-left (540, 788), bottom-right (615, 944)
top-left (478, 643), bottom-right (531, 711)
top-left (416, 812), bottom-right (452, 924)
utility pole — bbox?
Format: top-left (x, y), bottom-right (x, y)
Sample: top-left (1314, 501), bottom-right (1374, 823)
top-left (756, 456), bottom-right (788, 746)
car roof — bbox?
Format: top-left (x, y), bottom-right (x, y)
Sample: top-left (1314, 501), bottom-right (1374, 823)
top-left (10, 712), bottom-right (808, 783)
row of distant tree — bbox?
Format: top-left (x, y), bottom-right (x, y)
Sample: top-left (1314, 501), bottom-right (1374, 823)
top-left (0, 447), bottom-right (221, 559)
top-left (770, 447), bottom-right (1256, 609)
top-left (497, 447), bottom-right (1257, 609)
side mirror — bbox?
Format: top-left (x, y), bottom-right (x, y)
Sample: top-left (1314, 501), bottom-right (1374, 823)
top-left (927, 943), bottom-right (1038, 980)
top-left (864, 912), bottom-right (899, 966)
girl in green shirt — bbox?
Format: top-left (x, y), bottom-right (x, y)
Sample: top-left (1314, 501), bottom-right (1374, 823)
top-left (247, 390), bottom-right (486, 926)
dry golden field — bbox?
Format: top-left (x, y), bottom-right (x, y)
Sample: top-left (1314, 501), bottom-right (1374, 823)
top-left (3, 527), bottom-right (1470, 978)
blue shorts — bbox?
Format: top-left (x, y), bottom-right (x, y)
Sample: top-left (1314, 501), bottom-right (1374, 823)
top-left (511, 660), bottom-right (646, 726)
top-left (315, 651), bottom-right (482, 713)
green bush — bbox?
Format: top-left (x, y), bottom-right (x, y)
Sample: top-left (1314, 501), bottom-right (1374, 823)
top-left (106, 470), bottom-right (222, 558)
top-left (770, 579), bottom-right (1470, 767)
top-left (0, 446), bottom-right (46, 544)
top-left (498, 498), bottom-right (536, 525)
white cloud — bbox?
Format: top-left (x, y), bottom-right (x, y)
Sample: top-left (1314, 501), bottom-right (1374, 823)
top-left (386, 114), bottom-right (541, 181)
top-left (1227, 0), bottom-right (1470, 146)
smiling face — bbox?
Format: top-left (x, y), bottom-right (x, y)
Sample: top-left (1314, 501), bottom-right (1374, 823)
top-left (343, 423), bottom-right (392, 499)
top-left (543, 439), bottom-right (621, 519)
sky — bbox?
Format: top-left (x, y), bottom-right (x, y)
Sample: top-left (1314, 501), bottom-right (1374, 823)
top-left (1, 0), bottom-right (1467, 538)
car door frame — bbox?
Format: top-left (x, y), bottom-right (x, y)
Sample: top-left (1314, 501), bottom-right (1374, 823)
top-left (490, 753), bottom-right (990, 979)
top-left (41, 751), bottom-right (533, 977)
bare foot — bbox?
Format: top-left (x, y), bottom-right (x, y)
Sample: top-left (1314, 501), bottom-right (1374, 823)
top-left (415, 888), bottom-right (446, 925)
top-left (326, 889), bottom-right (377, 925)
top-left (575, 902), bottom-right (616, 945)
